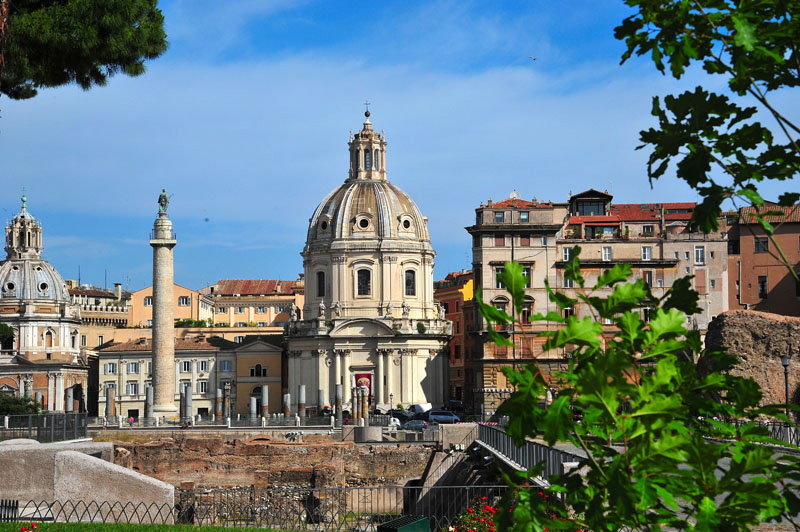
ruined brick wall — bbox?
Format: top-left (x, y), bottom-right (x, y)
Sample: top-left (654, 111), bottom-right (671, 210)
top-left (113, 433), bottom-right (434, 489)
top-left (705, 310), bottom-right (800, 408)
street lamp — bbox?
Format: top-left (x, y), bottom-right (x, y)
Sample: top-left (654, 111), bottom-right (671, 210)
top-left (780, 351), bottom-right (791, 420)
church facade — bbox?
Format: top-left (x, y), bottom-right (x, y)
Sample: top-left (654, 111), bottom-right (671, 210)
top-left (0, 196), bottom-right (87, 411)
top-left (285, 112), bottom-right (452, 412)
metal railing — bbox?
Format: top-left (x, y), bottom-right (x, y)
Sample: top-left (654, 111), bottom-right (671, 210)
top-left (724, 419), bottom-right (800, 448)
top-left (1, 413), bottom-right (87, 443)
top-left (91, 414), bottom-right (397, 429)
top-left (7, 485), bottom-right (508, 529)
top-left (476, 424), bottom-right (584, 482)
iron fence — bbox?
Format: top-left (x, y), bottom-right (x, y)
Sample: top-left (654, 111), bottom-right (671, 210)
top-left (5, 485), bottom-right (507, 529)
top-left (0, 413), bottom-right (87, 443)
top-left (724, 419), bottom-right (800, 448)
top-left (90, 414), bottom-right (395, 429)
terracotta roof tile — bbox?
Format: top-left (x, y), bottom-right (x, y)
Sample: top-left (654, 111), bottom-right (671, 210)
top-left (210, 279), bottom-right (298, 296)
top-left (100, 336), bottom-right (237, 352)
top-left (610, 203), bottom-right (695, 222)
top-left (738, 204), bottom-right (800, 224)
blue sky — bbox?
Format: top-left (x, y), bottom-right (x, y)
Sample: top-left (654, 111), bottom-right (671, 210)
top-left (0, 1), bottom-right (793, 292)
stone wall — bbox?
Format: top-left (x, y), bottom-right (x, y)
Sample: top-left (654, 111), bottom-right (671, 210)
top-left (113, 433), bottom-right (434, 489)
top-left (705, 310), bottom-right (800, 408)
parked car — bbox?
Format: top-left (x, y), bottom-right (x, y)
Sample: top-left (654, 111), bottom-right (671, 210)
top-left (401, 419), bottom-right (428, 431)
top-left (386, 409), bottom-right (412, 424)
top-left (427, 410), bottom-right (460, 424)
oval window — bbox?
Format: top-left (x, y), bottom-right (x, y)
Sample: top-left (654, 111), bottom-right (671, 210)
top-left (402, 220), bottom-right (411, 229)
top-left (359, 218), bottom-right (369, 229)
top-left (5, 282), bottom-right (15, 291)
top-left (39, 282), bottom-right (49, 292)
top-left (320, 220), bottom-right (328, 230)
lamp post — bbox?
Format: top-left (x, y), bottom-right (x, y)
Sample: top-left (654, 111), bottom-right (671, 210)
top-left (780, 352), bottom-right (790, 420)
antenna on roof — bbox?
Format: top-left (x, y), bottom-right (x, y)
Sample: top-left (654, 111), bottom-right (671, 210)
top-left (510, 190), bottom-right (520, 200)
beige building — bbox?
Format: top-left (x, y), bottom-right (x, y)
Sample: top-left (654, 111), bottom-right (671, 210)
top-left (0, 196), bottom-right (88, 412)
top-left (467, 189), bottom-right (729, 416)
top-left (286, 111), bottom-right (452, 412)
top-left (200, 279), bottom-right (303, 328)
top-left (127, 283), bottom-right (214, 329)
top-left (96, 334), bottom-right (285, 419)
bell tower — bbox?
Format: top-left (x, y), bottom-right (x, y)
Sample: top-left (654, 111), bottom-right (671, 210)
top-left (348, 108), bottom-right (387, 182)
top-left (5, 193), bottom-right (43, 260)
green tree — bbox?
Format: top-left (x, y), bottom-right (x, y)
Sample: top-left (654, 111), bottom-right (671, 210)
top-left (484, 256), bottom-right (799, 531)
top-left (0, 0), bottom-right (167, 100)
top-left (0, 393), bottom-right (40, 415)
top-left (615, 0), bottom-right (800, 235)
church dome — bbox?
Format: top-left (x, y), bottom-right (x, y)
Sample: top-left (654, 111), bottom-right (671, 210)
top-left (1, 196), bottom-right (70, 303)
top-left (305, 111), bottom-right (431, 254)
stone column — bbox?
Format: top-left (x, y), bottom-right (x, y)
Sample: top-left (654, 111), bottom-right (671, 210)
top-left (184, 382), bottom-right (193, 420)
top-left (65, 386), bottom-right (74, 412)
top-left (150, 202), bottom-right (178, 416)
top-left (261, 385), bottom-right (269, 418)
top-left (298, 384), bottom-right (306, 419)
top-left (249, 396), bottom-right (257, 421)
top-left (55, 373), bottom-right (64, 412)
top-left (47, 374), bottom-right (55, 411)
top-left (334, 349), bottom-right (342, 392)
top-left (386, 351), bottom-right (394, 406)
top-left (376, 350), bottom-right (384, 405)
top-left (145, 385), bottom-right (154, 423)
top-left (215, 388), bottom-right (223, 422)
top-left (105, 386), bottom-right (113, 417)
top-left (335, 384), bottom-right (342, 425)
top-left (283, 393), bottom-right (291, 417)
top-left (317, 388), bottom-right (325, 413)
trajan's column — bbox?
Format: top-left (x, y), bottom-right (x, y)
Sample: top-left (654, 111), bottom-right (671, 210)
top-left (151, 189), bottom-right (178, 416)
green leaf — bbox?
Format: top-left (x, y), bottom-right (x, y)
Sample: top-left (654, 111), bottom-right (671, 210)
top-left (695, 496), bottom-right (720, 531)
top-left (594, 263), bottom-right (632, 290)
top-left (564, 245), bottom-right (584, 288)
top-left (498, 261), bottom-right (527, 315)
top-left (732, 14), bottom-right (757, 51)
top-left (543, 316), bottom-right (602, 350)
top-left (738, 187), bottom-right (765, 206)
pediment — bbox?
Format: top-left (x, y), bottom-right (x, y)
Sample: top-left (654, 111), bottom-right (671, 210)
top-left (329, 319), bottom-right (395, 337)
top-left (235, 340), bottom-right (283, 354)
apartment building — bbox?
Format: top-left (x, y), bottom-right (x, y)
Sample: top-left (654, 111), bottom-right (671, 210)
top-left (434, 270), bottom-right (474, 408)
top-left (200, 279), bottom-right (303, 329)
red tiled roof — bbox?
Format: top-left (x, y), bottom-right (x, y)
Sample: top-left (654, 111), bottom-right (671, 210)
top-left (210, 279), bottom-right (298, 296)
top-left (69, 288), bottom-right (116, 297)
top-left (610, 203), bottom-right (695, 222)
top-left (100, 336), bottom-right (237, 352)
top-left (738, 204), bottom-right (800, 224)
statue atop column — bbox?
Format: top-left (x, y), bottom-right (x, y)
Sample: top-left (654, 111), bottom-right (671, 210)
top-left (158, 189), bottom-right (171, 213)
top-left (319, 300), bottom-right (326, 319)
top-left (289, 303), bottom-right (298, 322)
top-left (401, 300), bottom-right (410, 318)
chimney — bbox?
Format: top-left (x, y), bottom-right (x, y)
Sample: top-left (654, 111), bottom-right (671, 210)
top-left (114, 283), bottom-right (122, 299)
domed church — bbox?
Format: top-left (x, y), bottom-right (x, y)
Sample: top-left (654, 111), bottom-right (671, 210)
top-left (286, 112), bottom-right (452, 412)
top-left (0, 195), bottom-right (87, 411)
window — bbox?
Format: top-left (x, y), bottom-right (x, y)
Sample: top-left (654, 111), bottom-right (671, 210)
top-left (364, 149), bottom-right (371, 170)
top-left (710, 279), bottom-right (716, 289)
top-left (686, 267), bottom-right (691, 274)
top-left (495, 267), bottom-right (505, 289)
top-left (644, 271), bottom-right (653, 287)
top-left (374, 149), bottom-right (380, 170)
top-left (104, 382), bottom-right (115, 393)
top-left (643, 306), bottom-right (654, 323)
top-left (494, 211), bottom-right (505, 223)
top-left (602, 246), bottom-right (612, 261)
top-left (454, 345), bottom-right (461, 359)
top-left (316, 271), bottom-right (325, 298)
top-left (234, 336), bottom-right (245, 343)
top-left (562, 247), bottom-right (572, 261)
top-left (728, 240), bottom-right (740, 254)
top-left (519, 235), bottom-right (530, 246)
top-left (236, 321), bottom-right (247, 327)
top-left (522, 266), bottom-right (531, 288)
top-left (564, 277), bottom-right (574, 289)
top-left (657, 279), bottom-right (664, 288)
top-left (674, 251), bottom-right (679, 259)
top-left (710, 251), bottom-right (715, 260)
top-left (541, 235), bottom-right (548, 247)
top-left (493, 299), bottom-right (507, 312)
top-left (127, 382), bottom-right (139, 396)
top-left (694, 246), bottom-right (705, 265)
top-left (494, 234), bottom-right (504, 246)
top-left (519, 211), bottom-right (529, 222)
top-left (250, 364), bottom-right (268, 377)
top-left (216, 306), bottom-right (226, 314)
top-left (198, 360), bottom-right (209, 373)
top-left (563, 306), bottom-right (575, 318)
top-left (642, 225), bottom-right (654, 236)
top-left (684, 251), bottom-right (690, 260)
top-left (104, 362), bottom-right (117, 375)
top-left (80, 334), bottom-right (87, 346)
top-left (642, 246), bottom-right (652, 261)
top-left (144, 296), bottom-right (153, 306)
top-left (236, 306), bottom-right (245, 314)
top-left (758, 276), bottom-right (768, 298)
top-left (755, 237), bottom-right (769, 253)
top-left (219, 360), bottom-right (233, 372)
top-left (405, 270), bottom-right (416, 296)
top-left (180, 361), bottom-right (192, 373)
top-left (257, 321), bottom-right (267, 327)
top-left (576, 201), bottom-right (604, 216)
top-left (146, 320), bottom-right (153, 327)
top-left (97, 335), bottom-right (104, 346)
top-left (197, 380), bottom-right (208, 394)
top-left (178, 296), bottom-right (191, 306)
top-left (357, 269), bottom-right (371, 296)
top-left (256, 306), bottom-right (267, 313)
top-left (522, 300), bottom-right (533, 323)
top-left (127, 362), bottom-right (139, 374)
top-left (147, 362), bottom-right (152, 374)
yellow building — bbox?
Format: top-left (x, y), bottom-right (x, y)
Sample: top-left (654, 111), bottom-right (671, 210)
top-left (200, 279), bottom-right (303, 328)
top-left (127, 283), bottom-right (214, 328)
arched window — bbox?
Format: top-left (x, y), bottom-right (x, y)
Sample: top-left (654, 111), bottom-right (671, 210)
top-left (316, 271), bottom-right (325, 298)
top-left (250, 364), bottom-right (267, 377)
top-left (44, 330), bottom-right (54, 348)
top-left (405, 270), bottom-right (416, 297)
top-left (364, 150), bottom-right (371, 171)
top-left (356, 149), bottom-right (361, 169)
top-left (374, 149), bottom-right (380, 170)
top-left (357, 269), bottom-right (371, 296)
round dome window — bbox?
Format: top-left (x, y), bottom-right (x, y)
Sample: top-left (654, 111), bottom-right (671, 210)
top-left (320, 220), bottom-right (328, 230)
top-left (402, 220), bottom-right (411, 229)
top-left (359, 218), bottom-right (369, 229)
top-left (39, 282), bottom-right (49, 292)
top-left (5, 282), bottom-right (15, 292)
